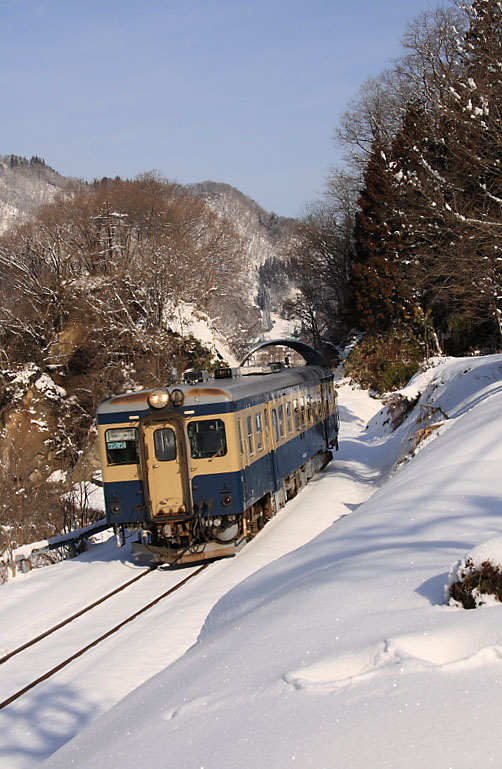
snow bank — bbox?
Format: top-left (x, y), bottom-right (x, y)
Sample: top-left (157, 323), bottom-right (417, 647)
top-left (450, 536), bottom-right (502, 576)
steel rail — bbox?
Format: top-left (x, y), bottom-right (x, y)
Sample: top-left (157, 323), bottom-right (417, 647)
top-left (0, 563), bottom-right (208, 710)
top-left (0, 566), bottom-right (155, 666)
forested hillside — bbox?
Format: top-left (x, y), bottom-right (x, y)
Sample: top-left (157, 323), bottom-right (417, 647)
top-left (189, 181), bottom-right (296, 330)
top-left (285, 0), bottom-right (501, 374)
top-left (0, 176), bottom-right (256, 551)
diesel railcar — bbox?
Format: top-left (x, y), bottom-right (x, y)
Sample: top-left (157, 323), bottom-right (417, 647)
top-left (97, 339), bottom-right (339, 565)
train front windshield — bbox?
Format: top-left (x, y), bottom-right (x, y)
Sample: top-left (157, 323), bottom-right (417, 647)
top-left (105, 428), bottom-right (139, 465)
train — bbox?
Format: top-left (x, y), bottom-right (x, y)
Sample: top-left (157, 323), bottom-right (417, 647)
top-left (96, 339), bottom-right (339, 565)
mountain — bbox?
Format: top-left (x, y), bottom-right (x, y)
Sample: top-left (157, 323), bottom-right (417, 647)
top-left (0, 155), bottom-right (69, 234)
top-left (188, 180), bottom-right (295, 270)
top-left (0, 156), bottom-right (298, 497)
top-left (0, 159), bottom-right (296, 340)
top-left (188, 181), bottom-right (296, 329)
top-left (0, 159), bottom-right (296, 266)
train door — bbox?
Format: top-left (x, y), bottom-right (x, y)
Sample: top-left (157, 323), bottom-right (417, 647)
top-left (140, 419), bottom-right (191, 517)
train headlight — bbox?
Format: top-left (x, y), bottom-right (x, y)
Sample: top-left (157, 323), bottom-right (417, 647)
top-left (148, 389), bottom-right (170, 409)
top-left (170, 388), bottom-right (185, 407)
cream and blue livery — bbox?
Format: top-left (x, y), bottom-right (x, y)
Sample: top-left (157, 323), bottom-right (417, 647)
top-left (97, 340), bottom-right (339, 565)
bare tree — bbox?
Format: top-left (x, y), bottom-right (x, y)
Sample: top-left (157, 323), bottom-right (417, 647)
top-left (282, 203), bottom-right (354, 345)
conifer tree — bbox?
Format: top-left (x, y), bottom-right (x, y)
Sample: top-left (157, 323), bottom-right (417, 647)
top-left (351, 136), bottom-right (407, 331)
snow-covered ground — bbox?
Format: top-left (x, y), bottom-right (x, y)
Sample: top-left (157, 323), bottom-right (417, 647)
top-left (1, 354), bottom-right (501, 769)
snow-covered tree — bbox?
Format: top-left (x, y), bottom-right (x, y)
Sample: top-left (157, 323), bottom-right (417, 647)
top-left (389, 0), bottom-right (502, 347)
top-left (282, 203), bottom-right (354, 346)
top-left (340, 0), bottom-right (501, 351)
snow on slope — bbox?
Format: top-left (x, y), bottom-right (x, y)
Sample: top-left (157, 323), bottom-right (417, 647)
top-left (38, 354), bottom-right (502, 769)
top-left (165, 300), bottom-right (239, 366)
top-left (0, 377), bottom-right (382, 769)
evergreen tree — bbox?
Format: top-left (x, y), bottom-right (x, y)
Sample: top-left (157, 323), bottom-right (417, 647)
top-left (351, 136), bottom-right (408, 331)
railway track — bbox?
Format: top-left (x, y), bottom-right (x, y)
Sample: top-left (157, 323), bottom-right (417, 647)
top-left (0, 563), bottom-right (208, 710)
top-left (0, 565), bottom-right (155, 666)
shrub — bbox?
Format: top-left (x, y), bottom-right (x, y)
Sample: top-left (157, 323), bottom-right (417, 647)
top-left (344, 332), bottom-right (422, 394)
top-left (448, 559), bottom-right (502, 609)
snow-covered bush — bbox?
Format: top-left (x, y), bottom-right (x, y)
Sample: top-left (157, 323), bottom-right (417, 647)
top-left (447, 538), bottom-right (502, 609)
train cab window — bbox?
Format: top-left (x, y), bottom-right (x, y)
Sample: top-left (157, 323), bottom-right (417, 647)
top-left (247, 415), bottom-right (254, 456)
top-left (255, 413), bottom-right (263, 451)
top-left (105, 427), bottom-right (139, 465)
top-left (154, 428), bottom-right (177, 461)
top-left (188, 420), bottom-right (227, 459)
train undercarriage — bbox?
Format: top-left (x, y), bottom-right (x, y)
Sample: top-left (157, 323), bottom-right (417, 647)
top-left (119, 449), bottom-right (333, 566)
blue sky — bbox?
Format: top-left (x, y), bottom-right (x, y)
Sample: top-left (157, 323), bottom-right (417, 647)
top-left (2, 0), bottom-right (442, 217)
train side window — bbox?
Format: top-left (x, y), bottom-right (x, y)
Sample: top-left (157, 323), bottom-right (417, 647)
top-left (263, 408), bottom-right (269, 448)
top-left (286, 402), bottom-right (293, 434)
top-left (247, 415), bottom-right (254, 456)
top-left (255, 412), bottom-right (263, 451)
top-left (278, 404), bottom-right (285, 439)
top-left (154, 428), bottom-right (177, 461)
top-left (272, 408), bottom-right (279, 443)
top-left (188, 420), bottom-right (227, 459)
top-left (293, 399), bottom-right (300, 431)
top-left (105, 427), bottom-right (139, 465)
top-left (300, 397), bottom-right (306, 429)
top-left (307, 395), bottom-right (312, 423)
top-left (237, 418), bottom-right (245, 456)
top-left (322, 385), bottom-right (329, 417)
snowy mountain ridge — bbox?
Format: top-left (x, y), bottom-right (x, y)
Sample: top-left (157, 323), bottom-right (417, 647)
top-left (0, 157), bottom-right (295, 272)
top-left (0, 155), bottom-right (68, 234)
top-left (188, 181), bottom-right (296, 311)
top-left (189, 180), bottom-right (295, 267)
top-left (0, 158), bottom-right (294, 336)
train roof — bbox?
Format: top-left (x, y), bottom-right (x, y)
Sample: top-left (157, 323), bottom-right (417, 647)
top-left (97, 363), bottom-right (333, 419)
